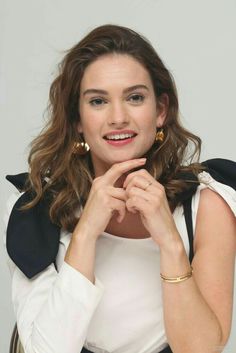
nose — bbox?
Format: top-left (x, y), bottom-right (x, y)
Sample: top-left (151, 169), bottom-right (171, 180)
top-left (107, 101), bottom-right (130, 126)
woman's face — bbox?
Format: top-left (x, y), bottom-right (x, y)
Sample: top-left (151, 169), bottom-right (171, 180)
top-left (78, 53), bottom-right (168, 176)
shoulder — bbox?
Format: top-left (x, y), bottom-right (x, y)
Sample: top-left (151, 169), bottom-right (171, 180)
top-left (194, 186), bottom-right (236, 253)
top-left (187, 157), bottom-right (236, 242)
top-left (198, 187), bottom-right (235, 219)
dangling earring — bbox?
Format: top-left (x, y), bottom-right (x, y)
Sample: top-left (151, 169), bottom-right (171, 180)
top-left (72, 140), bottom-right (90, 155)
top-left (155, 128), bottom-right (165, 143)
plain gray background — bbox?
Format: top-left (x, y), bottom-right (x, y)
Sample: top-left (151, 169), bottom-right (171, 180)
top-left (1, 0), bottom-right (235, 352)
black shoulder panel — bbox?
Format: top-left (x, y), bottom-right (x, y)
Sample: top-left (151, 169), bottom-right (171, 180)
top-left (5, 173), bottom-right (60, 279)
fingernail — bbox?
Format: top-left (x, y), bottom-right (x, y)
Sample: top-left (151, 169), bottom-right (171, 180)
top-left (139, 158), bottom-right (146, 163)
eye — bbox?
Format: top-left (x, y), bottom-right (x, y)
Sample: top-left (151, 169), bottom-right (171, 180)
top-left (128, 94), bottom-right (145, 104)
top-left (89, 98), bottom-right (107, 106)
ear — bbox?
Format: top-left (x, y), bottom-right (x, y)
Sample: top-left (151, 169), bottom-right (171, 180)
top-left (156, 93), bottom-right (169, 128)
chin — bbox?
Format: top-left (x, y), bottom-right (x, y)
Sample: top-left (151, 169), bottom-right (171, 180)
top-left (92, 151), bottom-right (147, 173)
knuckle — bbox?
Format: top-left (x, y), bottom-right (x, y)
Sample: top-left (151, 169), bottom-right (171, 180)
top-left (133, 175), bottom-right (140, 183)
top-left (96, 188), bottom-right (108, 202)
top-left (130, 195), bottom-right (138, 203)
top-left (93, 176), bottom-right (101, 183)
top-left (129, 186), bottom-right (136, 196)
top-left (92, 177), bottom-right (101, 189)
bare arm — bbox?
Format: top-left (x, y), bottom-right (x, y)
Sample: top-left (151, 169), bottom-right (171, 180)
top-left (160, 189), bottom-right (236, 353)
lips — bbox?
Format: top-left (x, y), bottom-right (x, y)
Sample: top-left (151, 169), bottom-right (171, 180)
top-left (103, 130), bottom-right (137, 140)
top-left (104, 135), bottom-right (136, 146)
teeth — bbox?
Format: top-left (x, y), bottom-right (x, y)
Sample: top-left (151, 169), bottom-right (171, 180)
top-left (106, 133), bottom-right (135, 140)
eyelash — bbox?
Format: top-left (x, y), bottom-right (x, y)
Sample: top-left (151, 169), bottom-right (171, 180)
top-left (89, 94), bottom-right (145, 106)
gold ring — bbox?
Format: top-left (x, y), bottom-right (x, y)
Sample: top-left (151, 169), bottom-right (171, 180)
top-left (144, 181), bottom-right (152, 190)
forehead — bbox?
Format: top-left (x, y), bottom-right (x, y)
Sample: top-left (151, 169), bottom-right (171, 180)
top-left (80, 54), bottom-right (153, 89)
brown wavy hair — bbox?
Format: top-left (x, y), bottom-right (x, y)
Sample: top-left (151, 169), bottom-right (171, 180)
top-left (20, 24), bottom-right (204, 232)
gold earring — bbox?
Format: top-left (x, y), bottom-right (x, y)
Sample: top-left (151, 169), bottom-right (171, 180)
top-left (155, 128), bottom-right (165, 143)
top-left (72, 141), bottom-right (90, 155)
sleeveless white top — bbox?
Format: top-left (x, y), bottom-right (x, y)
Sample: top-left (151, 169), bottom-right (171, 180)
top-left (3, 171), bottom-right (236, 353)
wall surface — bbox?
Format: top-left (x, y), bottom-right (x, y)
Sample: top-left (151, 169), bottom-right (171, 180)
top-left (1, 0), bottom-right (235, 352)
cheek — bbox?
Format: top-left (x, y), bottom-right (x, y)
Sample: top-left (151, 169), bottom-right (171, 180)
top-left (78, 107), bottom-right (96, 134)
top-left (140, 114), bottom-right (158, 132)
top-left (131, 104), bottom-right (157, 123)
top-left (79, 115), bottom-right (102, 145)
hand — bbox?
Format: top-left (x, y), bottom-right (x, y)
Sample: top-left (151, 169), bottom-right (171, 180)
top-left (123, 168), bottom-right (180, 247)
top-left (73, 158), bottom-right (147, 241)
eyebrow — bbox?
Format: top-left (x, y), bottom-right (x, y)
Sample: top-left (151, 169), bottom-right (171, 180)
top-left (82, 84), bottom-right (149, 96)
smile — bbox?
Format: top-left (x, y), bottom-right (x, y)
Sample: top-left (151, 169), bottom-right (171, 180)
top-left (104, 135), bottom-right (136, 146)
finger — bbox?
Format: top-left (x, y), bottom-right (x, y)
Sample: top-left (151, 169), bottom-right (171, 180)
top-left (105, 158), bottom-right (147, 186)
top-left (124, 175), bottom-right (153, 193)
top-left (126, 196), bottom-right (149, 214)
top-left (123, 169), bottom-right (151, 189)
top-left (108, 186), bottom-right (128, 201)
top-left (123, 170), bottom-right (164, 192)
top-left (126, 186), bottom-right (151, 201)
top-left (116, 207), bottom-right (126, 223)
top-left (110, 198), bottom-right (126, 223)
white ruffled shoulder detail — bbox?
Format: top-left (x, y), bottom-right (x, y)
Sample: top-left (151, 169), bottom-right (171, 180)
top-left (191, 171), bottom-right (236, 235)
top-left (198, 171), bottom-right (236, 216)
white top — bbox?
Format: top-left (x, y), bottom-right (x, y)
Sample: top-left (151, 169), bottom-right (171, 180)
top-left (3, 172), bottom-right (236, 353)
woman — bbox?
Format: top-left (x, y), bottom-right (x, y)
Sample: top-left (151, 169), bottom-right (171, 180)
top-left (4, 24), bottom-right (236, 353)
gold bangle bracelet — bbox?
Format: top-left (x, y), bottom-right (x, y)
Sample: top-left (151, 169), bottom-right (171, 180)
top-left (160, 266), bottom-right (193, 283)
